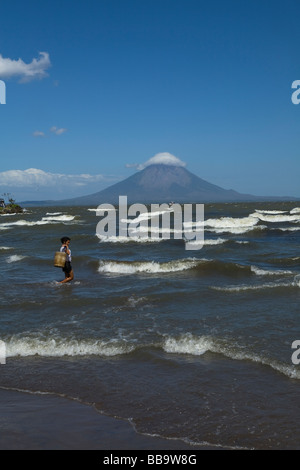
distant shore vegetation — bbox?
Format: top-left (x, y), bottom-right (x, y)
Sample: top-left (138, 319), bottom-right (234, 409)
top-left (0, 193), bottom-right (23, 214)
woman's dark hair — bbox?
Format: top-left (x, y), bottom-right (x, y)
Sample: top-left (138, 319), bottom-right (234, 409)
top-left (61, 237), bottom-right (71, 244)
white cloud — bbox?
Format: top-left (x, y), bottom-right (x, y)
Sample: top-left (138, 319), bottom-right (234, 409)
top-left (0, 52), bottom-right (51, 82)
top-left (33, 130), bottom-right (45, 137)
top-left (50, 126), bottom-right (67, 135)
top-left (0, 168), bottom-right (123, 201)
top-left (32, 127), bottom-right (68, 137)
top-left (125, 163), bottom-right (139, 168)
top-left (0, 168), bottom-right (111, 188)
top-left (128, 152), bottom-right (187, 171)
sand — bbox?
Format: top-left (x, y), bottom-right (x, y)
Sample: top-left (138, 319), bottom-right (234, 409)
top-left (0, 388), bottom-right (210, 450)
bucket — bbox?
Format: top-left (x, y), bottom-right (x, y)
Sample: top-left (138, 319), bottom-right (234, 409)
top-left (54, 251), bottom-right (67, 268)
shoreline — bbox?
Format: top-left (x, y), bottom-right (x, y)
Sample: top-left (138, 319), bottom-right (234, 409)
top-left (0, 388), bottom-right (217, 450)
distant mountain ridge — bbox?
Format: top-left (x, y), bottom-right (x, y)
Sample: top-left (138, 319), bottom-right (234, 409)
top-left (21, 164), bottom-right (297, 206)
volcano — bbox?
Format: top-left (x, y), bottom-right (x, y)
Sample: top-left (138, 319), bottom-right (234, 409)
top-left (38, 164), bottom-right (266, 206)
top-left (22, 163), bottom-right (290, 207)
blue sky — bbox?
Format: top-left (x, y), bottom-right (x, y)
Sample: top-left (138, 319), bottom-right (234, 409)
top-left (1, 0), bottom-right (300, 201)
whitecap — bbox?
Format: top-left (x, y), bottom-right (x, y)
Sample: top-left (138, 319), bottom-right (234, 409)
top-left (0, 215), bottom-right (76, 228)
top-left (211, 282), bottom-right (291, 292)
top-left (184, 215), bottom-right (261, 235)
top-left (255, 209), bottom-right (288, 215)
top-left (205, 215), bottom-right (259, 229)
top-left (45, 212), bottom-right (63, 216)
top-left (249, 212), bottom-right (300, 223)
top-left (274, 227), bottom-right (300, 232)
top-left (206, 225), bottom-right (266, 235)
top-left (0, 212), bottom-right (18, 216)
top-left (97, 235), bottom-right (164, 243)
top-left (162, 333), bottom-right (300, 380)
top-left (1, 220), bottom-right (48, 227)
top-left (41, 215), bottom-right (75, 222)
top-left (250, 266), bottom-right (293, 276)
top-left (293, 274), bottom-right (300, 287)
top-left (163, 334), bottom-right (212, 356)
top-left (6, 255), bottom-right (27, 263)
top-left (98, 258), bottom-right (201, 274)
top-left (5, 336), bottom-right (135, 358)
top-left (88, 208), bottom-right (115, 212)
top-left (185, 238), bottom-right (226, 246)
top-left (121, 209), bottom-right (173, 224)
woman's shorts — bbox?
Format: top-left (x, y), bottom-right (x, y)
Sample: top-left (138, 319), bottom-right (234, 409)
top-left (62, 261), bottom-right (72, 274)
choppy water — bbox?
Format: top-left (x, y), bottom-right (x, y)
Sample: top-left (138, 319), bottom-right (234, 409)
top-left (1, 201), bottom-right (300, 449)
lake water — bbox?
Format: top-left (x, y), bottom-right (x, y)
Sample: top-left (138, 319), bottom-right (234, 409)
top-left (1, 201), bottom-right (300, 449)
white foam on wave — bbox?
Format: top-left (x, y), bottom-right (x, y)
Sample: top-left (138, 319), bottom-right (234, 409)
top-left (5, 336), bottom-right (135, 358)
top-left (162, 333), bottom-right (300, 380)
top-left (185, 215), bottom-right (262, 234)
top-left (1, 219), bottom-right (49, 227)
top-left (97, 235), bottom-right (164, 243)
top-left (163, 334), bottom-right (212, 356)
top-left (5, 331), bottom-right (300, 380)
top-left (249, 212), bottom-right (300, 223)
top-left (206, 225), bottom-right (266, 235)
top-left (6, 255), bottom-right (27, 264)
top-left (290, 207), bottom-right (300, 214)
top-left (205, 215), bottom-right (259, 229)
top-left (98, 258), bottom-right (202, 274)
top-left (45, 212), bottom-right (62, 216)
top-left (0, 246), bottom-right (12, 250)
top-left (186, 238), bottom-right (227, 246)
top-left (41, 215), bottom-right (75, 222)
top-left (274, 227), bottom-right (300, 232)
top-left (121, 209), bottom-right (173, 224)
top-left (211, 282), bottom-right (292, 292)
top-left (255, 209), bottom-right (288, 215)
top-left (293, 275), bottom-right (300, 287)
top-left (0, 212), bottom-right (18, 216)
top-left (0, 214), bottom-right (76, 228)
top-left (88, 208), bottom-right (115, 212)
top-left (250, 266), bottom-right (293, 276)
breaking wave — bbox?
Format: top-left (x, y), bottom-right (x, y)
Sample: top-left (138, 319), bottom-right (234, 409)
top-left (41, 215), bottom-right (76, 222)
top-left (255, 209), bottom-right (288, 214)
top-left (249, 212), bottom-right (300, 223)
top-left (6, 255), bottom-right (27, 264)
top-left (162, 333), bottom-right (300, 380)
top-left (186, 238), bottom-right (226, 246)
top-left (45, 212), bottom-right (63, 216)
top-left (204, 215), bottom-right (259, 229)
top-left (97, 235), bottom-right (165, 243)
top-left (201, 215), bottom-right (264, 234)
top-left (250, 266), bottom-right (293, 276)
top-left (97, 258), bottom-right (295, 277)
top-left (0, 214), bottom-right (76, 228)
top-left (5, 332), bottom-right (300, 380)
top-left (98, 258), bottom-right (201, 274)
top-left (184, 215), bottom-right (260, 234)
top-left (88, 208), bottom-right (115, 212)
top-left (211, 282), bottom-right (293, 292)
top-left (5, 336), bottom-right (135, 358)
top-left (274, 227), bottom-right (300, 232)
